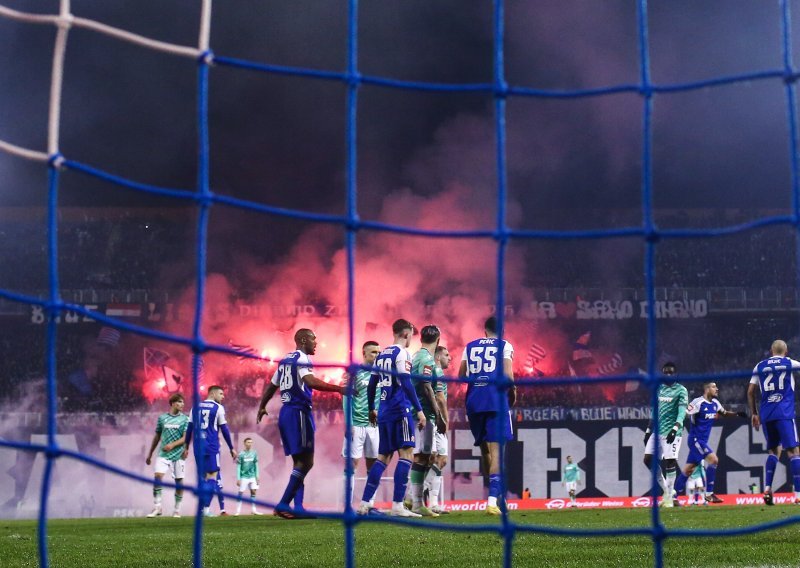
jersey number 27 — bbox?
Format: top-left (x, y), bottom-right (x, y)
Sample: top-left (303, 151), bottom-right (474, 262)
top-left (763, 366), bottom-right (787, 391)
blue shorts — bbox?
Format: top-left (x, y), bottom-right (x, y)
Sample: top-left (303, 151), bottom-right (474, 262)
top-left (686, 437), bottom-right (713, 465)
top-left (764, 418), bottom-right (799, 450)
top-left (467, 411), bottom-right (513, 446)
top-left (201, 452), bottom-right (220, 475)
top-left (279, 406), bottom-right (315, 456)
top-left (378, 414), bottom-right (415, 455)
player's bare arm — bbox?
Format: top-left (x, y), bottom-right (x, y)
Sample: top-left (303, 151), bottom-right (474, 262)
top-left (421, 381), bottom-right (445, 433)
top-left (504, 357), bottom-right (516, 407)
top-left (747, 382), bottom-right (760, 430)
top-left (257, 382), bottom-right (279, 423)
top-left (163, 434), bottom-right (186, 452)
top-left (145, 432), bottom-right (161, 465)
top-left (719, 408), bottom-right (747, 418)
top-left (435, 390), bottom-right (448, 433)
top-left (304, 373), bottom-right (347, 395)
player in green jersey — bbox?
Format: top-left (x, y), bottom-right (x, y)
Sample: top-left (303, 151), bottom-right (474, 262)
top-left (424, 344), bottom-right (452, 514)
top-left (686, 461), bottom-right (707, 506)
top-left (342, 341), bottom-right (382, 510)
top-left (145, 393), bottom-right (189, 518)
top-left (235, 437), bottom-right (262, 515)
top-left (409, 325), bottom-right (446, 516)
top-left (561, 455), bottom-right (582, 507)
top-left (643, 362), bottom-right (688, 508)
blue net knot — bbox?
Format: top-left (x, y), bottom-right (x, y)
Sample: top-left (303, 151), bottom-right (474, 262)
top-left (346, 72), bottom-right (362, 88)
top-left (199, 50), bottom-right (215, 66)
top-left (644, 228), bottom-right (660, 243)
top-left (191, 339), bottom-right (209, 355)
top-left (784, 70), bottom-right (798, 85)
top-left (47, 153), bottom-right (65, 170)
top-left (345, 216), bottom-right (361, 232)
top-left (44, 446), bottom-right (62, 459)
top-left (493, 228), bottom-right (510, 244)
top-left (651, 523), bottom-right (667, 542)
top-left (494, 80), bottom-right (509, 99)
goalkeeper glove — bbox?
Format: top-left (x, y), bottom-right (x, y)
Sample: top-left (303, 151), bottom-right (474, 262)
top-left (666, 426), bottom-right (679, 445)
top-left (736, 411), bottom-right (747, 418)
top-left (643, 428), bottom-right (651, 446)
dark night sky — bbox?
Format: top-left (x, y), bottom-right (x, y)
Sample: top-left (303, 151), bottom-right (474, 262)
top-left (2, 1), bottom-right (800, 245)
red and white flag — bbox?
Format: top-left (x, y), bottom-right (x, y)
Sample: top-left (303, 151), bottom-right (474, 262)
top-left (106, 303), bottom-right (141, 317)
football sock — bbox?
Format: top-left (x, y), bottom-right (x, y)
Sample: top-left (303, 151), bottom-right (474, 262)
top-left (174, 491), bottom-right (183, 513)
top-left (424, 466), bottom-right (436, 493)
top-left (673, 472), bottom-right (687, 495)
top-left (217, 491), bottom-right (225, 511)
top-left (705, 464), bottom-right (717, 494)
top-left (235, 494), bottom-right (243, 514)
top-left (279, 469), bottom-right (306, 506)
top-left (410, 463), bottom-right (426, 506)
top-left (294, 483), bottom-right (305, 509)
top-left (488, 473), bottom-right (501, 506)
top-left (664, 468), bottom-right (676, 498)
top-left (346, 468), bottom-right (355, 501)
top-left (203, 479), bottom-right (217, 508)
top-left (251, 493), bottom-right (258, 512)
top-left (765, 454), bottom-right (779, 490)
top-left (790, 455), bottom-right (800, 494)
top-left (429, 465), bottom-right (443, 508)
top-left (393, 459), bottom-right (412, 504)
top-left (153, 485), bottom-right (162, 506)
top-left (362, 460), bottom-right (387, 504)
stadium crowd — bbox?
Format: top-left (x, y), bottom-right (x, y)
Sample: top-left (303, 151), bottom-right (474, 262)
top-left (0, 208), bottom-right (796, 415)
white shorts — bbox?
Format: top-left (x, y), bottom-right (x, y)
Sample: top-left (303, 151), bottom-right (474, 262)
top-left (644, 434), bottom-right (682, 460)
top-left (565, 481), bottom-right (577, 493)
top-left (239, 477), bottom-right (259, 492)
top-left (414, 420), bottom-right (435, 455)
top-left (434, 432), bottom-right (449, 457)
top-left (154, 456), bottom-right (186, 480)
top-left (686, 477), bottom-right (704, 492)
top-left (342, 425), bottom-right (380, 459)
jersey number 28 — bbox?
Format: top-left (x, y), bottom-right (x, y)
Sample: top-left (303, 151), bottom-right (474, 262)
top-left (278, 364), bottom-right (293, 390)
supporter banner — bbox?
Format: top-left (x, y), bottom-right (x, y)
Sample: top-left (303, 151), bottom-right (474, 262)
top-left (26, 299), bottom-right (709, 324)
top-left (531, 300), bottom-right (708, 320)
top-left (450, 416), bottom-right (778, 499)
top-left (0, 411), bottom-right (780, 519)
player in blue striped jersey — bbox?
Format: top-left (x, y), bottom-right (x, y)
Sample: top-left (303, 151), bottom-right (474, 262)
top-left (459, 316), bottom-right (515, 516)
top-left (184, 385), bottom-right (237, 517)
top-left (673, 382), bottom-right (745, 504)
top-left (257, 328), bottom-right (347, 518)
top-left (357, 319), bottom-right (427, 517)
top-left (747, 340), bottom-right (800, 505)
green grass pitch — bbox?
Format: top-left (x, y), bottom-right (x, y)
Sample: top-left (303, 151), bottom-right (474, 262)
top-left (1, 506), bottom-right (798, 567)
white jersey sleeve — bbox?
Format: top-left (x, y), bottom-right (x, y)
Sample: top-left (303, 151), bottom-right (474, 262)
top-left (503, 341), bottom-right (514, 361)
top-left (270, 365), bottom-right (280, 386)
top-left (297, 352), bottom-right (313, 379)
top-left (396, 347), bottom-right (412, 375)
top-left (686, 396), bottom-right (704, 415)
top-left (216, 403), bottom-right (227, 426)
top-left (790, 358), bottom-right (800, 370)
top-left (749, 364), bottom-right (760, 385)
top-left (713, 398), bottom-right (725, 413)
